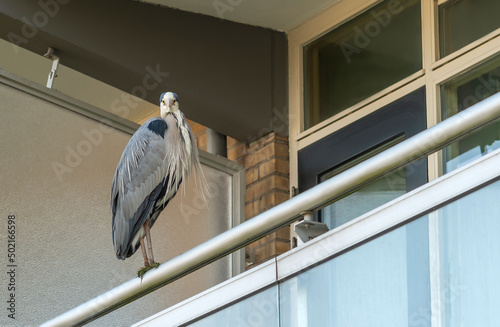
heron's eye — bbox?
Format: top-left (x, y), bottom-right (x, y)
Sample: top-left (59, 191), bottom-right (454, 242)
top-left (173, 100), bottom-right (177, 105)
top-left (162, 100), bottom-right (165, 105)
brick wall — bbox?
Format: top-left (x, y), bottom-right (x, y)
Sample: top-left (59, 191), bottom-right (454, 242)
top-left (188, 120), bottom-right (291, 270)
top-left (242, 133), bottom-right (290, 268)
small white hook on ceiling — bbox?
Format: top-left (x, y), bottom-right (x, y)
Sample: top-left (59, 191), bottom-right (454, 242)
top-left (43, 47), bottom-right (59, 89)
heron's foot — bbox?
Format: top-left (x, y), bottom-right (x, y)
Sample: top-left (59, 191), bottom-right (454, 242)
top-left (137, 261), bottom-right (161, 279)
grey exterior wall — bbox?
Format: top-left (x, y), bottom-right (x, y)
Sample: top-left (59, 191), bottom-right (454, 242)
top-left (0, 73), bottom-right (242, 326)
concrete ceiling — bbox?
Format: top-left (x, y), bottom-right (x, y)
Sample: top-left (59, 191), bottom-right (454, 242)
top-left (138, 0), bottom-right (342, 32)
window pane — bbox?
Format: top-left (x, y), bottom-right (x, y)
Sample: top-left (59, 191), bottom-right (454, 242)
top-left (187, 286), bottom-right (279, 327)
top-left (439, 0), bottom-right (500, 58)
top-left (322, 170), bottom-right (406, 229)
top-left (280, 216), bottom-right (430, 326)
top-left (303, 0), bottom-right (422, 129)
top-left (319, 136), bottom-right (406, 229)
top-left (438, 180), bottom-right (500, 326)
top-left (441, 55), bottom-right (500, 173)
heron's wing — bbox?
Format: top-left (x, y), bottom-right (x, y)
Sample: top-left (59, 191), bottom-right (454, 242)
top-left (111, 118), bottom-right (174, 257)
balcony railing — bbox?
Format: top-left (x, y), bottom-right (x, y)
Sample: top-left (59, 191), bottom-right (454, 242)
top-left (41, 92), bottom-right (500, 327)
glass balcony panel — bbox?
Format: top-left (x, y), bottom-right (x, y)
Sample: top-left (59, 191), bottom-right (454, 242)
top-left (280, 216), bottom-right (430, 326)
top-left (187, 285), bottom-right (279, 327)
top-left (437, 180), bottom-right (500, 327)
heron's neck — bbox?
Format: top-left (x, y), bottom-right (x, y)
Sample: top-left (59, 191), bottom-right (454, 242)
top-left (167, 111), bottom-right (193, 159)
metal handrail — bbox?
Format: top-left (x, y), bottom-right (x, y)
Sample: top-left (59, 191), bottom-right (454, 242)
top-left (41, 92), bottom-right (500, 327)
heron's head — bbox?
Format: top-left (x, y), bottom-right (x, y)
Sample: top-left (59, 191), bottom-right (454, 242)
top-left (160, 92), bottom-right (180, 119)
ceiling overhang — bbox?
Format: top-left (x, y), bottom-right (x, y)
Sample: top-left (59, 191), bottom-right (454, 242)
top-left (0, 0), bottom-right (339, 141)
top-left (137, 0), bottom-right (342, 32)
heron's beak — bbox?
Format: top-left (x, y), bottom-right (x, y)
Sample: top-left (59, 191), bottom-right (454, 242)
top-left (166, 98), bottom-right (174, 108)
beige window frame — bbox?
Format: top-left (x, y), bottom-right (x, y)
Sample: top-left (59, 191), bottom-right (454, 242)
top-left (288, 0), bottom-right (500, 190)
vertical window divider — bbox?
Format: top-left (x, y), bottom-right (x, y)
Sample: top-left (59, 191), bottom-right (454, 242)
top-left (423, 4), bottom-right (444, 325)
top-left (422, 0), bottom-right (441, 183)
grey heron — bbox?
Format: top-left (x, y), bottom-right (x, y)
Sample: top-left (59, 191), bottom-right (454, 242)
top-left (111, 92), bottom-right (201, 271)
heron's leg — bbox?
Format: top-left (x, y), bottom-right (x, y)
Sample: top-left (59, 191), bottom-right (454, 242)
top-left (144, 219), bottom-right (155, 266)
top-left (139, 236), bottom-right (149, 267)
